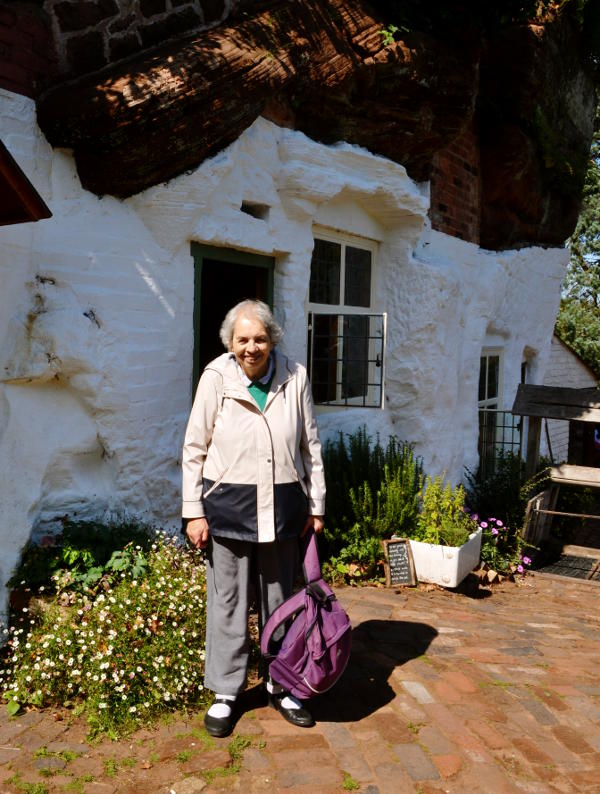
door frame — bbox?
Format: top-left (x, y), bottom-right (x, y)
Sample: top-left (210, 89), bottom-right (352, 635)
top-left (190, 243), bottom-right (275, 390)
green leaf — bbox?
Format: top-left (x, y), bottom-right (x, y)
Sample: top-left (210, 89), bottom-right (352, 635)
top-left (106, 553), bottom-right (128, 571)
top-left (6, 699), bottom-right (20, 717)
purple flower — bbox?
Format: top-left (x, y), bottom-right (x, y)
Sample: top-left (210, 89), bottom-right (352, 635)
top-left (517, 564), bottom-right (524, 573)
top-left (472, 514), bottom-right (479, 522)
top-left (489, 517), bottom-right (496, 522)
top-left (480, 521), bottom-right (488, 529)
top-left (522, 556), bottom-right (531, 566)
top-left (496, 520), bottom-right (504, 527)
top-left (491, 527), bottom-right (499, 536)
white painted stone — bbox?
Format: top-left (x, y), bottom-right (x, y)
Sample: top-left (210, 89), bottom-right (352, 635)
top-left (0, 90), bottom-right (568, 626)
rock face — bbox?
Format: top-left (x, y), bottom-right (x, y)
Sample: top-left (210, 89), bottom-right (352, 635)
top-left (36, 0), bottom-right (478, 196)
top-left (478, 13), bottom-right (598, 249)
top-left (34, 0), bottom-right (597, 249)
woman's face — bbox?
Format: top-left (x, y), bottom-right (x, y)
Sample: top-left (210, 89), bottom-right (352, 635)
top-left (231, 313), bottom-right (274, 380)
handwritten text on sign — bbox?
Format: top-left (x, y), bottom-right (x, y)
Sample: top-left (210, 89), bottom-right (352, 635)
top-left (382, 539), bottom-right (417, 587)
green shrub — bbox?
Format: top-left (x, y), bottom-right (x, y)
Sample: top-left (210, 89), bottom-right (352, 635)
top-left (464, 450), bottom-right (554, 532)
top-left (413, 475), bottom-right (476, 547)
top-left (9, 519), bottom-right (155, 596)
top-left (465, 451), bottom-right (551, 573)
top-left (478, 517), bottom-right (531, 574)
top-left (1, 530), bottom-right (209, 738)
top-left (322, 428), bottom-right (423, 580)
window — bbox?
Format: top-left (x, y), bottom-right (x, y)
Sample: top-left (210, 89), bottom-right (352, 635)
top-left (478, 350), bottom-right (502, 410)
top-left (307, 232), bottom-right (385, 408)
top-left (478, 348), bottom-right (521, 476)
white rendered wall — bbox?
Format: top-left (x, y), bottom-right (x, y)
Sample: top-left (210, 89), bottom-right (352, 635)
top-left (0, 88), bottom-right (568, 623)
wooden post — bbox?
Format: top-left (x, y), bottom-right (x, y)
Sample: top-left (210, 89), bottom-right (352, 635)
top-left (525, 416), bottom-right (542, 480)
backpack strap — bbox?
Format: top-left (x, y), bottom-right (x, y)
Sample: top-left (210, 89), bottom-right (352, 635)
top-left (260, 529), bottom-right (323, 658)
top-left (300, 528), bottom-right (322, 584)
top-left (260, 587), bottom-right (306, 657)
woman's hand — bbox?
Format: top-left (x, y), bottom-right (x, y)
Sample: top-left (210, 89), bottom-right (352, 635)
top-left (302, 514), bottom-right (324, 537)
top-left (186, 517), bottom-right (210, 549)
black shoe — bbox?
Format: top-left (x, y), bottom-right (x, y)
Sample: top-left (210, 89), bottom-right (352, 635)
top-left (204, 696), bottom-right (236, 738)
top-left (268, 691), bottom-right (315, 728)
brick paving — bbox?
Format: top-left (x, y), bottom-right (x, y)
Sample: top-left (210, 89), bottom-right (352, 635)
top-left (1, 572), bottom-right (599, 793)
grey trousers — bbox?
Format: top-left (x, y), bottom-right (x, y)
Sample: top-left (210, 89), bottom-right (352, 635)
top-left (204, 534), bottom-right (299, 696)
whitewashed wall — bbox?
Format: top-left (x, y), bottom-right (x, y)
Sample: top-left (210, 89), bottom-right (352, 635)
top-left (0, 87), bottom-right (568, 622)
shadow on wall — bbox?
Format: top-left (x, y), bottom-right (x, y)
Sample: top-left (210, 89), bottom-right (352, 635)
top-left (310, 619), bottom-right (438, 722)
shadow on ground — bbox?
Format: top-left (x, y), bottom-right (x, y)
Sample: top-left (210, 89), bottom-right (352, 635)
top-left (311, 619), bottom-right (437, 722)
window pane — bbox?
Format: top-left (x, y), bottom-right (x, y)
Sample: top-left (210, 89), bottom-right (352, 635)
top-left (310, 313), bottom-right (338, 403)
top-left (487, 355), bottom-right (500, 400)
top-left (309, 239), bottom-right (341, 305)
top-left (478, 357), bottom-right (487, 402)
top-left (344, 246), bottom-right (371, 307)
top-left (342, 315), bottom-right (369, 399)
top-left (308, 312), bottom-right (384, 407)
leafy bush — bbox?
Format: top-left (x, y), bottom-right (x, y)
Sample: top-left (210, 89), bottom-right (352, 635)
top-left (464, 450), bottom-right (556, 531)
top-left (465, 451), bottom-right (553, 572)
top-left (322, 428), bottom-right (423, 581)
top-left (1, 530), bottom-right (209, 738)
top-left (478, 516), bottom-right (532, 574)
top-left (9, 519), bottom-right (155, 596)
top-left (412, 475), bottom-right (476, 547)
top-left (464, 450), bottom-right (528, 531)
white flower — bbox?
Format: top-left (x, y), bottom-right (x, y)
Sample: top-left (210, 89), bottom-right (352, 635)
top-left (99, 702), bottom-right (107, 709)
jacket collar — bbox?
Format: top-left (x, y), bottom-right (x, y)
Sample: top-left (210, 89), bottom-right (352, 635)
top-left (206, 351), bottom-right (295, 407)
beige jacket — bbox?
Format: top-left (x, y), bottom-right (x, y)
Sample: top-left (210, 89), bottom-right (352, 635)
top-left (182, 351), bottom-right (326, 543)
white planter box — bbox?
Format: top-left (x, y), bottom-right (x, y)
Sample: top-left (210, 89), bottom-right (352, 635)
top-left (409, 528), bottom-right (482, 588)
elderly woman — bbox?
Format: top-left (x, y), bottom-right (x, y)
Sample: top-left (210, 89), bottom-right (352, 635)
top-left (182, 299), bottom-right (326, 737)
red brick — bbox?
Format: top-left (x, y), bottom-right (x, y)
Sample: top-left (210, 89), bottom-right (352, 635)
top-left (433, 681), bottom-right (463, 704)
top-left (0, 59), bottom-right (29, 84)
top-left (467, 719), bottom-right (511, 751)
top-left (434, 753), bottom-right (462, 778)
top-left (552, 725), bottom-right (595, 755)
top-left (531, 686), bottom-right (569, 711)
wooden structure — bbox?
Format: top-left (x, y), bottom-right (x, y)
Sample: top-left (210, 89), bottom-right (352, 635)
top-left (513, 385), bottom-right (600, 545)
top-left (0, 140), bottom-right (51, 225)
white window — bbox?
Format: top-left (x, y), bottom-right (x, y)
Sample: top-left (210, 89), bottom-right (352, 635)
top-left (307, 230), bottom-right (385, 408)
top-left (478, 348), bottom-right (503, 410)
top-left (478, 348), bottom-right (514, 475)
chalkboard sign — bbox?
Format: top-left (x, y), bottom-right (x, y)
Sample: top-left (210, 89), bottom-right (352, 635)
top-left (381, 539), bottom-right (417, 587)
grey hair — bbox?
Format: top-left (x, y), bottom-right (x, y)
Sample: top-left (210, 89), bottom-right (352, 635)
top-left (219, 299), bottom-right (284, 350)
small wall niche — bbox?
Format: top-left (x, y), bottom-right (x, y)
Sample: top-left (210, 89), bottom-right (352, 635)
top-left (240, 201), bottom-right (270, 221)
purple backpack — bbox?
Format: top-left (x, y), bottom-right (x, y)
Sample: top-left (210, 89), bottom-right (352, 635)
top-left (260, 529), bottom-right (352, 700)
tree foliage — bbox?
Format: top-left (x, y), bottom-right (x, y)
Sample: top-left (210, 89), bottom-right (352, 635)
top-left (556, 104), bottom-right (600, 378)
